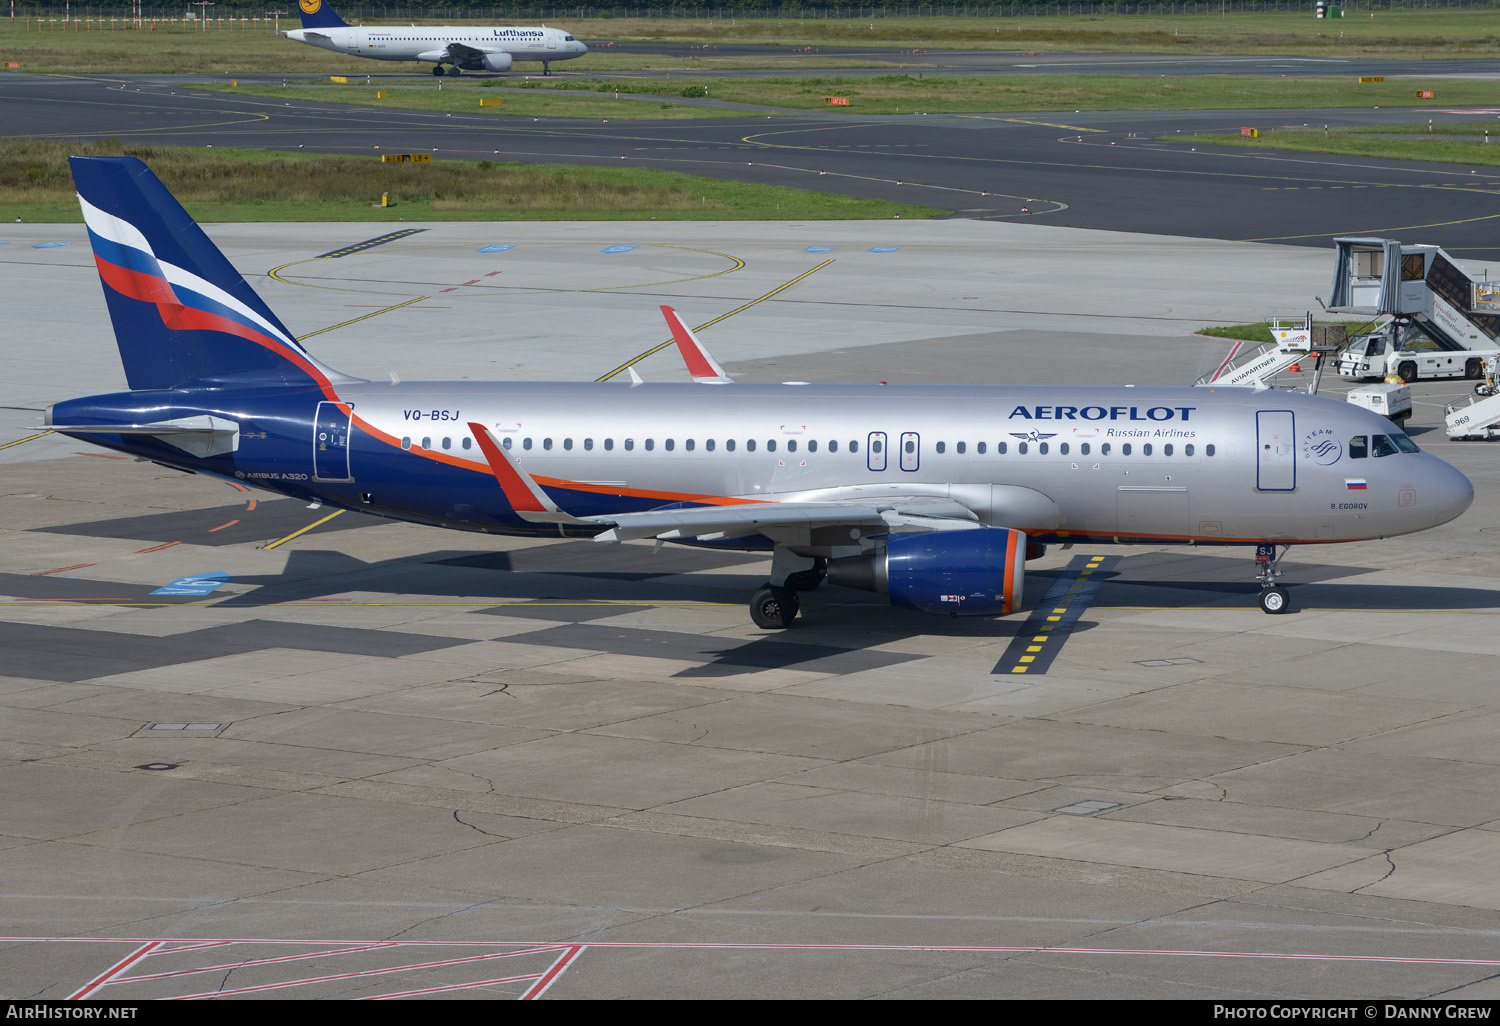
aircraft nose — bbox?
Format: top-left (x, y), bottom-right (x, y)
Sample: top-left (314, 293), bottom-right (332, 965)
top-left (1432, 456), bottom-right (1474, 525)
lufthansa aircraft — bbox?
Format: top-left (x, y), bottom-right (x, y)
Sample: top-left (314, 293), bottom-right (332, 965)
top-left (49, 157), bottom-right (1474, 626)
top-left (285, 0), bottom-right (586, 76)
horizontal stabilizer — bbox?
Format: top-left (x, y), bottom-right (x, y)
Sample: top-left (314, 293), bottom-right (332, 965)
top-left (47, 414), bottom-right (240, 458)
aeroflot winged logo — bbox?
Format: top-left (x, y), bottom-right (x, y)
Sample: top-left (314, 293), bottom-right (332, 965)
top-left (77, 195), bottom-right (307, 359)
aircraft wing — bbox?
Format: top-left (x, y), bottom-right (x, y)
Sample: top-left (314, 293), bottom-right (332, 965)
top-left (593, 496), bottom-right (981, 544)
top-left (467, 421), bottom-right (981, 545)
top-left (444, 40), bottom-right (508, 59)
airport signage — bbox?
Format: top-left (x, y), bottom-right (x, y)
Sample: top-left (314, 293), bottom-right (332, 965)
top-left (381, 153), bottom-right (432, 163)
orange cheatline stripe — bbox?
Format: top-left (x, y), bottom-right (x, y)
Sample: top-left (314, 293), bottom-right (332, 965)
top-left (351, 412), bottom-right (765, 508)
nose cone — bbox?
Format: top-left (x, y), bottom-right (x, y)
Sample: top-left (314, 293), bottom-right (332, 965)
top-left (577, 41), bottom-right (588, 54)
top-left (1433, 456), bottom-right (1475, 526)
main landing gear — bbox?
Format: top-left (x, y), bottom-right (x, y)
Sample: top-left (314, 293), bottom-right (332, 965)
top-left (1255, 543), bottom-right (1291, 614)
top-left (749, 554), bottom-right (827, 629)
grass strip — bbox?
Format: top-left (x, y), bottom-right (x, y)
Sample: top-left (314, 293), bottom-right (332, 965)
top-left (190, 81), bottom-right (762, 119)
top-left (0, 139), bottom-right (941, 223)
top-left (201, 72), bottom-right (1500, 118)
top-left (1198, 320), bottom-right (1380, 343)
top-left (10, 11), bottom-right (1500, 73)
top-left (1170, 123), bottom-right (1500, 168)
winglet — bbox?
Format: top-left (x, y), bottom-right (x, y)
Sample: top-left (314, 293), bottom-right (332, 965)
top-left (661, 305), bottom-right (733, 384)
top-left (468, 422), bottom-right (590, 525)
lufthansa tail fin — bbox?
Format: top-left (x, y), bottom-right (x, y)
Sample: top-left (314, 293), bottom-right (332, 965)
top-left (71, 156), bottom-right (358, 393)
top-left (293, 0), bottom-right (349, 30)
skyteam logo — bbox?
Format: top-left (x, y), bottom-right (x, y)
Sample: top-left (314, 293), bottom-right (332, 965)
top-left (1301, 427), bottom-right (1342, 466)
top-left (299, 0), bottom-right (321, 13)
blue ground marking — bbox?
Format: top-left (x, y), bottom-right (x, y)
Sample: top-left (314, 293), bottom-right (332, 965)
top-left (32, 242), bottom-right (71, 249)
top-left (477, 244), bottom-right (516, 253)
top-left (991, 554), bottom-right (1120, 676)
top-left (804, 246), bottom-right (834, 253)
top-left (868, 247), bottom-right (900, 253)
top-left (601, 245), bottom-right (638, 254)
top-left (150, 572), bottom-right (231, 597)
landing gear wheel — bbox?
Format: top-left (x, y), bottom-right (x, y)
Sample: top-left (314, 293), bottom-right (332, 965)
top-left (450, 65), bottom-right (462, 76)
top-left (432, 65), bottom-right (446, 76)
top-left (1259, 585), bottom-right (1290, 615)
top-left (543, 61), bottom-right (552, 75)
top-left (750, 585), bottom-right (799, 629)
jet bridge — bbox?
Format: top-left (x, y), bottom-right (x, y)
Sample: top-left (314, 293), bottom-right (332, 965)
top-left (1327, 236), bottom-right (1500, 350)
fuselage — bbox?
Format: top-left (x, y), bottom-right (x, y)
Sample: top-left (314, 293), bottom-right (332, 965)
top-left (50, 382), bottom-right (1474, 549)
top-left (285, 24), bottom-right (587, 67)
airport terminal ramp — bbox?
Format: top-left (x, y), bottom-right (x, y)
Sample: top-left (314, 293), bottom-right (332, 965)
top-left (3, 218), bottom-right (1500, 999)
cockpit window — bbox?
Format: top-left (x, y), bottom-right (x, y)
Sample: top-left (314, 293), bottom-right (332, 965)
top-left (1371, 434), bottom-right (1400, 458)
top-left (1391, 432), bottom-right (1420, 453)
top-left (1348, 435), bottom-right (1367, 459)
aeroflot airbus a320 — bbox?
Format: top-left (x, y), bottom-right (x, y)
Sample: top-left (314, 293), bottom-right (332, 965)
top-left (286, 0), bottom-right (586, 76)
top-left (48, 157), bottom-right (1474, 627)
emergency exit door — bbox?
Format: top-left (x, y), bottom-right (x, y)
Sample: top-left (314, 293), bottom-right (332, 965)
top-left (1256, 410), bottom-right (1295, 491)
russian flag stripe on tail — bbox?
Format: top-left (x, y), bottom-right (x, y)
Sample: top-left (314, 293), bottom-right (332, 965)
top-left (70, 156), bottom-right (358, 393)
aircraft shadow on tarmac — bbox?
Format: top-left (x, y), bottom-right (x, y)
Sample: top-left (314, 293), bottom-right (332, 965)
top-left (211, 549), bottom-right (1500, 615)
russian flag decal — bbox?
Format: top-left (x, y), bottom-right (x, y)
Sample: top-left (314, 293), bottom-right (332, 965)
top-left (1345, 479), bottom-right (1368, 490)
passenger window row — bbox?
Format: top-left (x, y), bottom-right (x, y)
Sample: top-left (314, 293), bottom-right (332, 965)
top-left (932, 440), bottom-right (1216, 458)
top-left (398, 436), bottom-right (865, 454)
top-left (395, 434), bottom-right (1222, 459)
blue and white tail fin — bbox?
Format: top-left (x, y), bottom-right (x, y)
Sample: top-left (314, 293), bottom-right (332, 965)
top-left (293, 0), bottom-right (349, 30)
top-left (71, 156), bottom-right (356, 393)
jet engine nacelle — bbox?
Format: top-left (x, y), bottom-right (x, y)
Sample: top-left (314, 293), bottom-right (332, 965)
top-left (827, 527), bottom-right (1027, 616)
top-left (478, 51), bottom-right (514, 72)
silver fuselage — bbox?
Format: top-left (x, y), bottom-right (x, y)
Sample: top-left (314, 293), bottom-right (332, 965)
top-left (318, 381), bottom-right (1472, 545)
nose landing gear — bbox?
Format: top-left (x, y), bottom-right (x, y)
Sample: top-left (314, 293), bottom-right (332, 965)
top-left (1255, 543), bottom-right (1291, 614)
